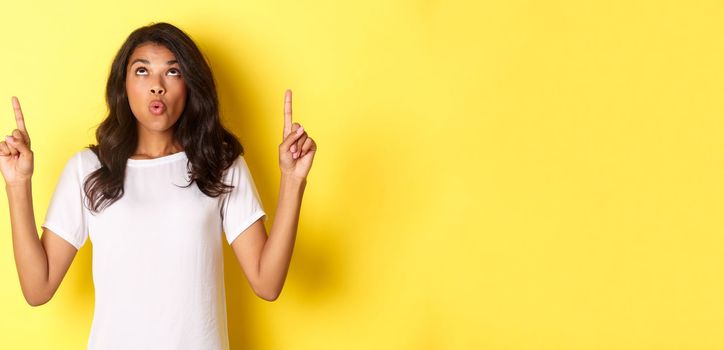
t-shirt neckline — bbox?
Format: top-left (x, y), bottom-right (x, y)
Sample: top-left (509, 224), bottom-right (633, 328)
top-left (126, 151), bottom-right (187, 167)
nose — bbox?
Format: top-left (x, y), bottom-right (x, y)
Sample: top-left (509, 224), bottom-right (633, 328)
top-left (150, 78), bottom-right (165, 95)
top-left (150, 86), bottom-right (165, 95)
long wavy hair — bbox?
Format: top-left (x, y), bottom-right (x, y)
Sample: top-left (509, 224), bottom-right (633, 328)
top-left (83, 22), bottom-right (243, 214)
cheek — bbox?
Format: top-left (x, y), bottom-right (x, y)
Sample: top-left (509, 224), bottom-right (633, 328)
top-left (172, 81), bottom-right (188, 108)
top-left (125, 80), bottom-right (149, 120)
top-left (125, 79), bottom-right (145, 104)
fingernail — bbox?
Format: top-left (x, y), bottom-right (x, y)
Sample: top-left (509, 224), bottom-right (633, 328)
top-left (291, 145), bottom-right (297, 153)
top-left (5, 136), bottom-right (13, 142)
top-left (297, 126), bottom-right (304, 134)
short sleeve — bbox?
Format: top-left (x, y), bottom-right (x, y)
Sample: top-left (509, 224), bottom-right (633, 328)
top-left (41, 151), bottom-right (89, 250)
top-left (221, 155), bottom-right (267, 244)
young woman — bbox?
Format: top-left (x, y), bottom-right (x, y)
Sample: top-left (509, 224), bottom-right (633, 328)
top-left (1, 22), bottom-right (316, 349)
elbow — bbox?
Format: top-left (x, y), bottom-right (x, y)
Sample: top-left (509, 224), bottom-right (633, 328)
top-left (22, 286), bottom-right (51, 307)
top-left (258, 296), bottom-right (277, 302)
top-left (28, 299), bottom-right (49, 307)
top-left (257, 290), bottom-right (280, 302)
top-left (24, 293), bottom-right (50, 307)
top-left (254, 286), bottom-right (280, 302)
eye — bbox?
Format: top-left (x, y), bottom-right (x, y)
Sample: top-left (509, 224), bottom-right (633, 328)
top-left (135, 67), bottom-right (148, 75)
top-left (167, 68), bottom-right (181, 76)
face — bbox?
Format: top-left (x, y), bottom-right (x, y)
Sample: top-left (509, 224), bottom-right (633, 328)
top-left (125, 42), bottom-right (187, 135)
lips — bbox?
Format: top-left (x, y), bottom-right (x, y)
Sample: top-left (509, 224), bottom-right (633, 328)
top-left (148, 100), bottom-right (167, 115)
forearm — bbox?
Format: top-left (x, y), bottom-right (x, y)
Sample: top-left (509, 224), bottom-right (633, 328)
top-left (258, 174), bottom-right (306, 299)
top-left (6, 179), bottom-right (49, 305)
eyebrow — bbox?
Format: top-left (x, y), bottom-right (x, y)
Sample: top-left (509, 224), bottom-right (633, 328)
top-left (129, 58), bottom-right (179, 66)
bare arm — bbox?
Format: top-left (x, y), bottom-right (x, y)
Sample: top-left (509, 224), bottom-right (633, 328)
top-left (6, 180), bottom-right (77, 306)
top-left (2, 96), bottom-right (77, 306)
top-left (230, 89), bottom-right (316, 301)
top-left (231, 175), bottom-right (306, 301)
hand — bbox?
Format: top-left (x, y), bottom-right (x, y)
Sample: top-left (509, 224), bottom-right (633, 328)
top-left (279, 89), bottom-right (316, 179)
top-left (0, 96), bottom-right (34, 185)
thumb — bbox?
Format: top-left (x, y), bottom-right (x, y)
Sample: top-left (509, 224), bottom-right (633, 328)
top-left (281, 125), bottom-right (305, 149)
top-left (6, 135), bottom-right (30, 154)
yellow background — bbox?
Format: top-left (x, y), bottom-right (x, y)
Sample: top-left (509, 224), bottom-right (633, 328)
top-left (1, 0), bottom-right (724, 349)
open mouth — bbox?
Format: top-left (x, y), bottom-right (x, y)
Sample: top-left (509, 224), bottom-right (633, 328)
top-left (149, 101), bottom-right (166, 115)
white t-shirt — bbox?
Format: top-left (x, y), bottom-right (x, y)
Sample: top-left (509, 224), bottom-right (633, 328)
top-left (41, 148), bottom-right (267, 350)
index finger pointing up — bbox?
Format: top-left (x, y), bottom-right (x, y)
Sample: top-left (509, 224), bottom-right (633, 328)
top-left (11, 96), bottom-right (28, 133)
top-left (283, 89), bottom-right (292, 139)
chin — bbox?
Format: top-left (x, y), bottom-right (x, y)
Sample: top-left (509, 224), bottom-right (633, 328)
top-left (138, 119), bottom-right (177, 132)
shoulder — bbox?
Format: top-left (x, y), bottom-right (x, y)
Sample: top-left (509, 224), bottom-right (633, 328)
top-left (66, 148), bottom-right (102, 176)
top-left (226, 154), bottom-right (250, 172)
top-left (222, 154), bottom-right (253, 183)
top-left (75, 148), bottom-right (96, 162)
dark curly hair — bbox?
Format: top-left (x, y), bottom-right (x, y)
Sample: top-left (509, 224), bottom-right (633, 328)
top-left (83, 22), bottom-right (243, 213)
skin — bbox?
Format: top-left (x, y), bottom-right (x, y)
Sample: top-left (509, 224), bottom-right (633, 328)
top-left (126, 42), bottom-right (186, 158)
top-left (232, 89), bottom-right (316, 300)
top-left (1, 44), bottom-right (317, 305)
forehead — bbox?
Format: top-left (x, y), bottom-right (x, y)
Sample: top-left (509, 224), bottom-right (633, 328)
top-left (128, 42), bottom-right (177, 64)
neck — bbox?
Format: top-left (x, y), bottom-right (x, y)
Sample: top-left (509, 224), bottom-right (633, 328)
top-left (133, 128), bottom-right (183, 159)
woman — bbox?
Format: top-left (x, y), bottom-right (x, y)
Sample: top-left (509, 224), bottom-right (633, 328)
top-left (1, 22), bottom-right (316, 349)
